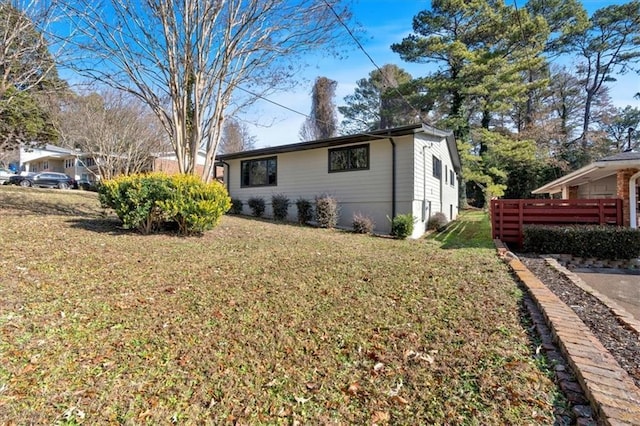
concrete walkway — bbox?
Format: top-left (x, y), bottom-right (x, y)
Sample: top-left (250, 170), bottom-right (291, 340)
top-left (573, 269), bottom-right (640, 321)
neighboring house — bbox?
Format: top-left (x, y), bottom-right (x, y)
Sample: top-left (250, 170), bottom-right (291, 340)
top-left (216, 123), bottom-right (461, 238)
top-left (19, 145), bottom-right (222, 182)
top-left (532, 151), bottom-right (640, 227)
top-left (19, 145), bottom-right (99, 183)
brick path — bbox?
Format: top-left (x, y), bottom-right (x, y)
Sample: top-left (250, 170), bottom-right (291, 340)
top-left (500, 247), bottom-right (640, 425)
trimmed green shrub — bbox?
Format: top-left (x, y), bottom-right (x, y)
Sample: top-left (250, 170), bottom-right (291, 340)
top-left (523, 224), bottom-right (640, 260)
top-left (156, 174), bottom-right (231, 235)
top-left (315, 194), bottom-right (339, 228)
top-left (296, 198), bottom-right (313, 224)
top-left (229, 198), bottom-right (243, 214)
top-left (247, 196), bottom-right (266, 217)
top-left (427, 212), bottom-right (449, 231)
top-left (352, 212), bottom-right (375, 234)
top-left (390, 213), bottom-right (416, 239)
top-left (99, 173), bottom-right (231, 235)
top-left (99, 173), bottom-right (173, 233)
top-left (271, 193), bottom-right (290, 221)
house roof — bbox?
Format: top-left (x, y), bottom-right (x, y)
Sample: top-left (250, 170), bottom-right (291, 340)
top-left (532, 150), bottom-right (640, 195)
top-left (216, 123), bottom-right (461, 172)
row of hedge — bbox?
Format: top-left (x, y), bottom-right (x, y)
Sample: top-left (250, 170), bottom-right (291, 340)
top-left (231, 194), bottom-right (449, 239)
top-left (523, 224), bottom-right (640, 260)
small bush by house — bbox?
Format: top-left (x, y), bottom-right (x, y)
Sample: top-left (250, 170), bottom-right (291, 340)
top-left (523, 224), bottom-right (640, 260)
top-left (271, 194), bottom-right (290, 221)
top-left (247, 196), bottom-right (266, 217)
top-left (427, 212), bottom-right (449, 231)
top-left (296, 198), bottom-right (313, 224)
top-left (99, 173), bottom-right (231, 235)
top-left (229, 198), bottom-right (243, 214)
top-left (315, 194), bottom-right (339, 228)
top-left (390, 213), bottom-right (415, 239)
top-left (352, 212), bottom-right (375, 234)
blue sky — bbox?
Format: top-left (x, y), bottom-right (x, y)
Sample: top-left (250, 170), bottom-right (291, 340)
top-left (244, 0), bottom-right (640, 148)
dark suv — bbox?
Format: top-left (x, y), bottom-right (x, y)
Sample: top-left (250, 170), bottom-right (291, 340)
top-left (8, 172), bottom-right (76, 189)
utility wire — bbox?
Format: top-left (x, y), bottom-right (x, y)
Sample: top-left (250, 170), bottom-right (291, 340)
top-left (320, 0), bottom-right (427, 123)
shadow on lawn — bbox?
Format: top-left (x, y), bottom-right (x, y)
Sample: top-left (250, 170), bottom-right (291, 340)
top-left (0, 189), bottom-right (106, 218)
top-left (66, 217), bottom-right (130, 235)
top-left (427, 210), bottom-right (495, 249)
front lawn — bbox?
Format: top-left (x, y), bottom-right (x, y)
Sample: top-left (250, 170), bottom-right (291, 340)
top-left (0, 187), bottom-right (563, 424)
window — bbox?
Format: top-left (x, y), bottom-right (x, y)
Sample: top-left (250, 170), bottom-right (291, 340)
top-left (41, 161), bottom-right (49, 170)
top-left (445, 165), bottom-right (448, 184)
top-left (64, 159), bottom-right (74, 169)
top-left (432, 156), bottom-right (442, 179)
top-left (329, 144), bottom-right (369, 172)
top-left (84, 157), bottom-right (96, 167)
top-left (241, 157), bottom-right (277, 187)
top-left (450, 170), bottom-right (455, 187)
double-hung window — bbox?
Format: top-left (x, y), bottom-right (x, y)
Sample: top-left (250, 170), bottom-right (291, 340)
top-left (241, 157), bottom-right (277, 187)
top-left (329, 144), bottom-right (369, 172)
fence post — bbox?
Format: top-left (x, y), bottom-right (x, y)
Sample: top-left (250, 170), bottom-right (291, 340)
top-left (599, 200), bottom-right (605, 225)
top-left (518, 199), bottom-right (524, 248)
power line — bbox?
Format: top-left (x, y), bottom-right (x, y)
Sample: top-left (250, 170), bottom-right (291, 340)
top-left (320, 0), bottom-right (427, 123)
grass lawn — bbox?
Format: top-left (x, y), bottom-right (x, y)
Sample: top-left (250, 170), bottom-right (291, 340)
top-left (0, 186), bottom-right (564, 424)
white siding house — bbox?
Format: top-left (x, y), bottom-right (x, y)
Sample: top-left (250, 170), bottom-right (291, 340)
top-left (217, 124), bottom-right (461, 239)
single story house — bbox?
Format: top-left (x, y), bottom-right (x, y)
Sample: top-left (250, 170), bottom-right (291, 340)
top-left (532, 151), bottom-right (640, 227)
top-left (216, 123), bottom-right (461, 239)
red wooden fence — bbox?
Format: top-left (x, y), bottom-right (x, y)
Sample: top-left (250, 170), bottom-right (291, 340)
top-left (491, 198), bottom-right (623, 248)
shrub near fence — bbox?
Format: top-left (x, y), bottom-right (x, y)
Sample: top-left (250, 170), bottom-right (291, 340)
top-left (523, 225), bottom-right (640, 260)
top-left (491, 198), bottom-right (623, 248)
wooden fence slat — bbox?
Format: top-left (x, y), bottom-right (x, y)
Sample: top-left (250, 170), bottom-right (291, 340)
top-left (490, 198), bottom-right (623, 248)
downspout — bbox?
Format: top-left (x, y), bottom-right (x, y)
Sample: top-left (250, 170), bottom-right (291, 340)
top-left (439, 158), bottom-right (444, 218)
top-left (389, 138), bottom-right (396, 219)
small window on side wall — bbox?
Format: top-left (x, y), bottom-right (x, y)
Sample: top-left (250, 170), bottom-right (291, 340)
top-left (450, 170), bottom-right (455, 187)
top-left (241, 157), bottom-right (277, 187)
top-left (329, 144), bottom-right (369, 172)
top-left (432, 156), bottom-right (442, 180)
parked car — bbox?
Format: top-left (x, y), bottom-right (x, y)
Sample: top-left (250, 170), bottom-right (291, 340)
top-left (7, 172), bottom-right (76, 189)
top-left (0, 168), bottom-right (17, 185)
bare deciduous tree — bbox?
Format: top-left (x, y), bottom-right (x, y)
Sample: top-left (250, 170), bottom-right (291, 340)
top-left (57, 90), bottom-right (167, 180)
top-left (69, 0), bottom-right (352, 181)
top-left (219, 118), bottom-right (256, 154)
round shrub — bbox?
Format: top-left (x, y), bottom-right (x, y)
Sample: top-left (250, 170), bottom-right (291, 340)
top-left (390, 213), bottom-right (416, 239)
top-left (296, 198), bottom-right (313, 224)
top-left (99, 173), bottom-right (231, 235)
top-left (271, 193), bottom-right (290, 221)
top-left (352, 212), bottom-right (375, 234)
top-left (247, 196), bottom-right (266, 217)
top-left (427, 212), bottom-right (449, 231)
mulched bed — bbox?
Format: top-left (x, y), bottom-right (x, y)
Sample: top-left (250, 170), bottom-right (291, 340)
top-left (518, 254), bottom-right (640, 388)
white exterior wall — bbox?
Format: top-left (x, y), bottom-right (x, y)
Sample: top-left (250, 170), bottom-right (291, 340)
top-left (410, 134), bottom-right (458, 238)
top-left (226, 140), bottom-right (397, 234)
top-left (224, 132), bottom-right (459, 238)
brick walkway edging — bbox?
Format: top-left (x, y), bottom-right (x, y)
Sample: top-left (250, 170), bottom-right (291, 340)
top-left (495, 239), bottom-right (640, 425)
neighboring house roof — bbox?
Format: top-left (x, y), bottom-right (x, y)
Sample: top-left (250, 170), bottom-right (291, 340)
top-left (216, 123), bottom-right (461, 173)
top-left (533, 150), bottom-right (640, 195)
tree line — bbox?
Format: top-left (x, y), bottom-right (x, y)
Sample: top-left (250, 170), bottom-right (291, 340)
top-left (1, 0), bottom-right (639, 204)
top-left (303, 0), bottom-right (640, 206)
